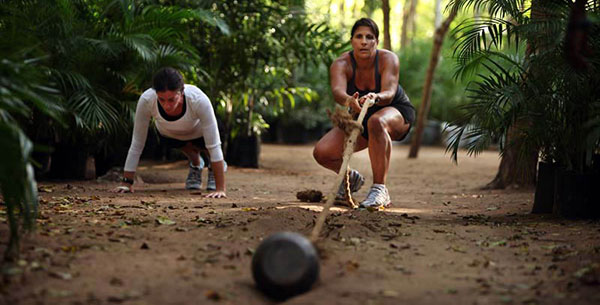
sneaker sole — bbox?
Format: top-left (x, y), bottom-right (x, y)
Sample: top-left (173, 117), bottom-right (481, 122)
top-left (359, 200), bottom-right (391, 211)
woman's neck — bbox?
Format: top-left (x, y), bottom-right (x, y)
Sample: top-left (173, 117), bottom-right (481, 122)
top-left (354, 50), bottom-right (377, 69)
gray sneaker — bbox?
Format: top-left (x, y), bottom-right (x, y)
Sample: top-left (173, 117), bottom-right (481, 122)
top-left (185, 164), bottom-right (202, 190)
top-left (207, 161), bottom-right (227, 191)
top-left (359, 184), bottom-right (391, 209)
top-left (336, 169), bottom-right (365, 200)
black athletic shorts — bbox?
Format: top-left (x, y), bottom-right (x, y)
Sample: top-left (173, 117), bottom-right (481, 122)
top-left (158, 133), bottom-right (206, 150)
top-left (360, 86), bottom-right (416, 141)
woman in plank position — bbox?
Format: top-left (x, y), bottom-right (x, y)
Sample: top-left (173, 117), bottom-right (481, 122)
top-left (114, 67), bottom-right (226, 198)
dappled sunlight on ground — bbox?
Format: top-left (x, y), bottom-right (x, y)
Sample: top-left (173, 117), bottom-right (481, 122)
top-left (1, 144), bottom-right (599, 305)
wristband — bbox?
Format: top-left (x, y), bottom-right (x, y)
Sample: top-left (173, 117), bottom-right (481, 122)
top-left (122, 177), bottom-right (134, 185)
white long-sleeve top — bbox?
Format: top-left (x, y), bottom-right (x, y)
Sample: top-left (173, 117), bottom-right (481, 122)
top-left (124, 84), bottom-right (223, 172)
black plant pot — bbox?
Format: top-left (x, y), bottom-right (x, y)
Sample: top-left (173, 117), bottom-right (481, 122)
top-left (553, 169), bottom-right (600, 219)
top-left (49, 144), bottom-right (95, 180)
top-left (227, 134), bottom-right (260, 168)
top-left (531, 161), bottom-right (557, 214)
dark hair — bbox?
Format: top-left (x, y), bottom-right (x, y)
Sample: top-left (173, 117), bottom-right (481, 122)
top-left (350, 18), bottom-right (379, 40)
top-left (152, 67), bottom-right (184, 92)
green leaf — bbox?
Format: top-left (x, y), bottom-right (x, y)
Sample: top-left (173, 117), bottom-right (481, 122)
top-left (155, 216), bottom-right (176, 226)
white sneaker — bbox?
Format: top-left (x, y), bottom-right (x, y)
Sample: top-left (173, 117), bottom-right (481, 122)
top-left (360, 184), bottom-right (391, 209)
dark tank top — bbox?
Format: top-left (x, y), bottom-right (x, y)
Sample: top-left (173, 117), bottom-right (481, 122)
top-left (345, 50), bottom-right (412, 109)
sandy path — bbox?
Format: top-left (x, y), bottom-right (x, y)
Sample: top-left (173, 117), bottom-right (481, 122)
top-left (1, 144), bottom-right (599, 305)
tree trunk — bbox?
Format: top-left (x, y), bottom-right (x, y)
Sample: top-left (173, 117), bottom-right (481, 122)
top-left (339, 1), bottom-right (345, 29)
top-left (382, 0), bottom-right (392, 50)
top-left (400, 0), bottom-right (411, 50)
top-left (484, 124), bottom-right (538, 189)
top-left (484, 0), bottom-right (544, 189)
top-left (352, 0), bottom-right (359, 20)
top-left (408, 0), bottom-right (419, 45)
top-left (408, 7), bottom-right (457, 158)
top-left (434, 0), bottom-right (442, 29)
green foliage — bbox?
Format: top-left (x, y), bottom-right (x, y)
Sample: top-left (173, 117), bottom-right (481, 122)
top-left (0, 57), bottom-right (64, 260)
top-left (447, 0), bottom-right (600, 172)
top-left (0, 0), bottom-right (226, 257)
top-left (399, 37), bottom-right (475, 123)
top-left (188, 1), bottom-right (345, 142)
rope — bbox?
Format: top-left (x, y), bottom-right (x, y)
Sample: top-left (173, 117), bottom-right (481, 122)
top-left (310, 99), bottom-right (374, 242)
top-left (327, 107), bottom-right (363, 136)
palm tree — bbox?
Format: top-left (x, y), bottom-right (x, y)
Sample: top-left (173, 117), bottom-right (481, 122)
top-left (0, 58), bottom-right (65, 260)
top-left (446, 0), bottom-right (599, 192)
top-left (0, 0), bottom-right (229, 258)
top-left (7, 0), bottom-right (229, 178)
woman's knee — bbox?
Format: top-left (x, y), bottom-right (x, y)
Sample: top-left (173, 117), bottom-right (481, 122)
top-left (367, 115), bottom-right (387, 135)
top-left (313, 143), bottom-right (337, 165)
top-left (313, 144), bottom-right (326, 164)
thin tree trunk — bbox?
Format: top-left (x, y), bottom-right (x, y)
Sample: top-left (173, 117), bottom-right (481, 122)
top-left (382, 0), bottom-right (392, 50)
top-left (339, 0), bottom-right (345, 29)
top-left (400, 0), bottom-right (411, 50)
top-left (352, 0), bottom-right (359, 20)
top-left (408, 7), bottom-right (457, 158)
top-left (434, 0), bottom-right (442, 29)
top-left (408, 0), bottom-right (419, 45)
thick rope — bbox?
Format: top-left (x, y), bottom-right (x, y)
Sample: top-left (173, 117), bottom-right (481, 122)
top-left (310, 100), bottom-right (374, 242)
top-left (344, 167), bottom-right (358, 208)
top-left (328, 107), bottom-right (363, 208)
top-left (327, 107), bottom-right (363, 136)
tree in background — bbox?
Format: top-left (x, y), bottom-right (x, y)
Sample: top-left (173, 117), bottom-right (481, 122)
top-left (189, 1), bottom-right (345, 167)
top-left (401, 0), bottom-right (419, 49)
top-left (408, 1), bottom-right (458, 158)
top-left (0, 15), bottom-right (65, 259)
top-left (0, 0), bottom-right (228, 258)
top-left (383, 0), bottom-right (393, 50)
top-left (1, 0), bottom-right (228, 180)
top-left (447, 0), bottom-right (599, 193)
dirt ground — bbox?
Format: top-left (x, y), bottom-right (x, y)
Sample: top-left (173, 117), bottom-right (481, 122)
top-left (1, 144), bottom-right (599, 305)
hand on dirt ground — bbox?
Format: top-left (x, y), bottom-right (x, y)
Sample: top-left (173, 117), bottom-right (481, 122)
top-left (111, 184), bottom-right (134, 193)
top-left (358, 93), bottom-right (378, 107)
top-left (205, 191), bottom-right (226, 198)
top-left (346, 92), bottom-right (361, 114)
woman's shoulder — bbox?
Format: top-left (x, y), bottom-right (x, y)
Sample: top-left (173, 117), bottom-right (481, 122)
top-left (184, 84), bottom-right (209, 102)
top-left (331, 51), bottom-right (353, 73)
top-left (378, 49), bottom-right (399, 62)
top-left (139, 88), bottom-right (156, 103)
top-left (377, 49), bottom-right (399, 70)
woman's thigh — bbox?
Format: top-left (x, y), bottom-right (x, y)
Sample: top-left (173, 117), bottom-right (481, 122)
top-left (315, 127), bottom-right (368, 158)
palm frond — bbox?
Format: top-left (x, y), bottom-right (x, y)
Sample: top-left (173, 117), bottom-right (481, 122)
top-left (0, 122), bottom-right (38, 260)
top-left (68, 89), bottom-right (122, 134)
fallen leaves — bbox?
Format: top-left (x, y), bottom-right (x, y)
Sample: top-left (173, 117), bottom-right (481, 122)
top-left (393, 265), bottom-right (413, 275)
top-left (48, 270), bottom-right (72, 280)
top-left (574, 264), bottom-right (600, 286)
top-left (155, 216), bottom-right (176, 226)
top-left (446, 245), bottom-right (467, 253)
top-left (204, 290), bottom-right (221, 301)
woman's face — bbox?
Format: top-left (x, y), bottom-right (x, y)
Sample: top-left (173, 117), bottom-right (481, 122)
top-left (157, 89), bottom-right (183, 113)
top-left (351, 26), bottom-right (378, 59)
